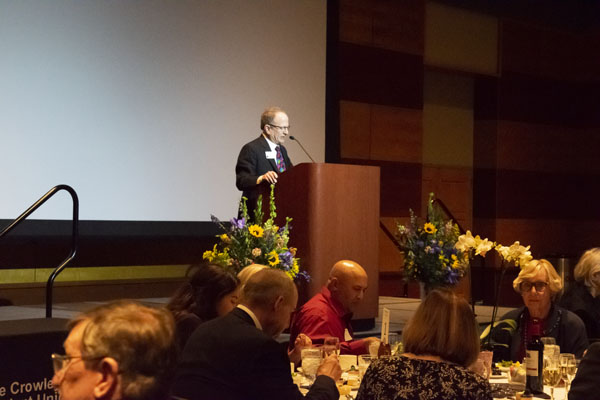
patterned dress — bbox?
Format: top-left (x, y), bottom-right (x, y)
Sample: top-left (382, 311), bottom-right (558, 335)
top-left (356, 356), bottom-right (492, 400)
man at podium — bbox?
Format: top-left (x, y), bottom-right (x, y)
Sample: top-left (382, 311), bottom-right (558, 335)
top-left (235, 106), bottom-right (293, 214)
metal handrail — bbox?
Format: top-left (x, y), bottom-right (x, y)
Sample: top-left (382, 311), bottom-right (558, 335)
top-left (0, 185), bottom-right (79, 318)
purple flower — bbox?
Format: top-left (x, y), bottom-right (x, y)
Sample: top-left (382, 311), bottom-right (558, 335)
top-left (279, 251), bottom-right (293, 267)
top-left (446, 267), bottom-right (460, 285)
top-left (230, 217), bottom-right (246, 230)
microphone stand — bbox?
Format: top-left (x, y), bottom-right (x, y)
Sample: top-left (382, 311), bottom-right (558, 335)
top-left (289, 135), bottom-right (316, 163)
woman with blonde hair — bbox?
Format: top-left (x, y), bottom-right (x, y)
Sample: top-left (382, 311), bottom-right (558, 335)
top-left (492, 259), bottom-right (588, 361)
top-left (356, 289), bottom-right (492, 400)
top-left (559, 248), bottom-right (600, 340)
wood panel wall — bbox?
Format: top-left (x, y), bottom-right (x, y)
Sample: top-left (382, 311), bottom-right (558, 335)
top-left (473, 20), bottom-right (600, 304)
top-left (333, 1), bottom-right (600, 305)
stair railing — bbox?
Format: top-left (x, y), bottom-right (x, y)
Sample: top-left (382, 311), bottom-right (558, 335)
top-left (0, 185), bottom-right (79, 318)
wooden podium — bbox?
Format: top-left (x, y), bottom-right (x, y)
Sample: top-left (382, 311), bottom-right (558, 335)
top-left (261, 163), bottom-right (380, 320)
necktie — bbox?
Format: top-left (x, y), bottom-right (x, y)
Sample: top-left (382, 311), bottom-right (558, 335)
top-left (275, 146), bottom-right (286, 172)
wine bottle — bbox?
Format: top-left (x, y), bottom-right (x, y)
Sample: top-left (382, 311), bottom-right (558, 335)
top-left (525, 321), bottom-right (544, 393)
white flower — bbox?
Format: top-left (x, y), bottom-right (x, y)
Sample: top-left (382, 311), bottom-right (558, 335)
top-left (475, 238), bottom-right (494, 257)
top-left (455, 231), bottom-right (476, 252)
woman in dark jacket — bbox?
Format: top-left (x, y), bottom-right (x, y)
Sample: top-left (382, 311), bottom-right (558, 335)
top-left (560, 248), bottom-right (600, 341)
top-left (167, 263), bottom-right (239, 350)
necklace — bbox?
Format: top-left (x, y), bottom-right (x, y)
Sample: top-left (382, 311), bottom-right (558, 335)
top-left (521, 307), bottom-right (562, 341)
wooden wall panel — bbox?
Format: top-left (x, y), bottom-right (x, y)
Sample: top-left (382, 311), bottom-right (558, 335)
top-left (341, 159), bottom-right (422, 218)
top-left (502, 21), bottom-right (580, 81)
top-left (372, 0), bottom-right (424, 55)
top-left (497, 73), bottom-right (589, 127)
top-left (340, 100), bottom-right (371, 159)
top-left (496, 121), bottom-right (600, 173)
top-left (339, 0), bottom-right (373, 45)
top-left (370, 105), bottom-right (422, 162)
top-left (338, 42), bottom-right (423, 108)
top-left (378, 217), bottom-right (405, 273)
top-left (422, 166), bottom-right (472, 229)
top-left (339, 0), bottom-right (424, 55)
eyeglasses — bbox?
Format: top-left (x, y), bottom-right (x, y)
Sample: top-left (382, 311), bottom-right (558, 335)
top-left (51, 353), bottom-right (103, 374)
top-left (520, 281), bottom-right (548, 293)
top-left (267, 124), bottom-right (290, 131)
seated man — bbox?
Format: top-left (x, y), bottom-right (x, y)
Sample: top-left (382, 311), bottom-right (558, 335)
top-left (51, 300), bottom-right (177, 400)
top-left (289, 260), bottom-right (379, 355)
top-left (173, 268), bottom-right (341, 400)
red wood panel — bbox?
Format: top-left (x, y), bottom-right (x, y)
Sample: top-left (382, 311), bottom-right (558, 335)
top-left (340, 100), bottom-right (371, 159)
top-left (422, 166), bottom-right (473, 229)
top-left (372, 0), bottom-right (424, 55)
top-left (341, 159), bottom-right (422, 218)
top-left (370, 105), bottom-right (422, 162)
top-left (496, 122), bottom-right (600, 173)
top-left (339, 0), bottom-right (373, 45)
top-left (338, 42), bottom-right (424, 108)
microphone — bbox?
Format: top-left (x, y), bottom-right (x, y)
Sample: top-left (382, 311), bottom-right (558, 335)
top-left (289, 135), bottom-right (316, 163)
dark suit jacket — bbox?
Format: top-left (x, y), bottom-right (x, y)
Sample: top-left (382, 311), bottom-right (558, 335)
top-left (559, 281), bottom-right (600, 340)
top-left (235, 135), bottom-right (292, 214)
top-left (172, 307), bottom-right (338, 400)
top-left (569, 342), bottom-right (600, 400)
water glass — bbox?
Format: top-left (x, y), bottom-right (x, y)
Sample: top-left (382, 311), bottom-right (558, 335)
top-left (368, 341), bottom-right (380, 358)
top-left (323, 336), bottom-right (340, 357)
top-left (301, 348), bottom-right (322, 383)
top-left (358, 355), bottom-right (373, 380)
top-left (541, 337), bottom-right (557, 346)
top-left (476, 351), bottom-right (493, 379)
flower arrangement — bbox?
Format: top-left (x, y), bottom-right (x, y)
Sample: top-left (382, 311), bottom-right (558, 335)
top-left (396, 193), bottom-right (469, 289)
top-left (397, 193), bottom-right (534, 290)
top-left (203, 185), bottom-right (308, 281)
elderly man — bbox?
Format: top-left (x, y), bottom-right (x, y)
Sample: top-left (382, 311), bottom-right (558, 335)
top-left (173, 268), bottom-right (341, 400)
top-left (51, 300), bottom-right (177, 400)
top-left (289, 260), bottom-right (379, 355)
top-left (235, 106), bottom-right (293, 213)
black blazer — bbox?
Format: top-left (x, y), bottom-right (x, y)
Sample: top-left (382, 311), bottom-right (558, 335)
top-left (235, 136), bottom-right (292, 213)
top-left (569, 342), bottom-right (600, 400)
top-left (172, 307), bottom-right (338, 400)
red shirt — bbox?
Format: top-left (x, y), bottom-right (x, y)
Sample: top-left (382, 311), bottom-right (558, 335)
top-left (288, 287), bottom-right (367, 355)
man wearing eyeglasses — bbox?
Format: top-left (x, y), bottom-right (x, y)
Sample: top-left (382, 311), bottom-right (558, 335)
top-left (235, 106), bottom-right (293, 214)
top-left (51, 300), bottom-right (177, 400)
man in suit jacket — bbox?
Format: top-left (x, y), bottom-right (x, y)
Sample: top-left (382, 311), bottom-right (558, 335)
top-left (569, 342), bottom-right (600, 400)
top-left (236, 107), bottom-right (293, 215)
top-left (172, 269), bottom-right (341, 400)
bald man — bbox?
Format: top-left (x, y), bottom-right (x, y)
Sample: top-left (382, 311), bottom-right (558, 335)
top-left (289, 260), bottom-right (379, 355)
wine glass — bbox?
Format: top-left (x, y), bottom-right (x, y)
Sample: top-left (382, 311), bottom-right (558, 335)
top-left (323, 336), bottom-right (340, 356)
top-left (543, 353), bottom-right (561, 400)
top-left (301, 348), bottom-right (322, 385)
top-left (559, 353), bottom-right (576, 392)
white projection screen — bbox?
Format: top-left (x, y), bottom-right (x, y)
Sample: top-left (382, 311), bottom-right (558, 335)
top-left (0, 0), bottom-right (327, 222)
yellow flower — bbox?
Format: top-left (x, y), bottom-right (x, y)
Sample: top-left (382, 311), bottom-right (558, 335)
top-left (423, 222), bottom-right (437, 234)
top-left (203, 250), bottom-right (214, 262)
top-left (248, 225), bottom-right (264, 238)
top-left (272, 225), bottom-right (279, 232)
top-left (219, 233), bottom-right (231, 244)
top-left (267, 251), bottom-right (279, 266)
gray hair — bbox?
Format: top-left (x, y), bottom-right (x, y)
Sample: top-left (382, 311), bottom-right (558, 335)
top-left (70, 300), bottom-right (176, 400)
